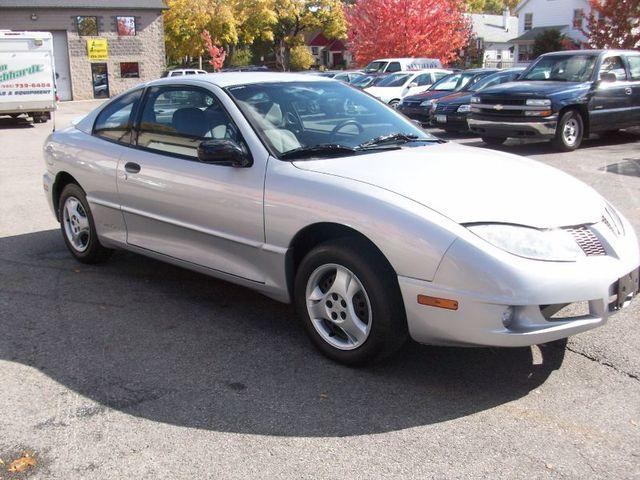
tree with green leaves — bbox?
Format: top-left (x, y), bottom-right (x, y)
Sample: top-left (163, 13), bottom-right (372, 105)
top-left (533, 28), bottom-right (565, 57)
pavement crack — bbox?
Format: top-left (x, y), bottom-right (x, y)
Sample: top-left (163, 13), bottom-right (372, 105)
top-left (565, 345), bottom-right (639, 382)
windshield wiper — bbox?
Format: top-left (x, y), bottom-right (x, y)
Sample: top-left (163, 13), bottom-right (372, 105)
top-left (280, 144), bottom-right (357, 160)
top-left (357, 133), bottom-right (440, 149)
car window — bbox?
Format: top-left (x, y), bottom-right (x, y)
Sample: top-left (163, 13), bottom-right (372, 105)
top-left (186, 71), bottom-right (196, 75)
top-left (378, 73), bottom-right (410, 87)
top-left (433, 72), bottom-right (449, 82)
top-left (521, 54), bottom-right (597, 82)
top-left (228, 81), bottom-right (434, 156)
top-left (93, 89), bottom-right (143, 144)
top-left (413, 73), bottom-right (432, 86)
top-left (137, 86), bottom-right (239, 159)
top-left (471, 71), bottom-right (520, 92)
top-left (600, 56), bottom-right (627, 80)
top-left (386, 62), bottom-right (401, 73)
top-left (170, 71), bottom-right (183, 77)
top-left (363, 61), bottom-right (386, 73)
top-left (628, 56), bottom-right (640, 81)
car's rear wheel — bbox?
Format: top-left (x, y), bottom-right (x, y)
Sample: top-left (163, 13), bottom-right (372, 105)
top-left (59, 183), bottom-right (112, 264)
top-left (294, 238), bottom-right (408, 365)
top-left (552, 109), bottom-right (584, 151)
top-left (481, 136), bottom-right (507, 146)
top-left (388, 99), bottom-right (400, 108)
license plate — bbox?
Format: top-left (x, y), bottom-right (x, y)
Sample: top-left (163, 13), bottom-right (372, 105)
top-left (436, 114), bottom-right (447, 123)
top-left (613, 267), bottom-right (640, 310)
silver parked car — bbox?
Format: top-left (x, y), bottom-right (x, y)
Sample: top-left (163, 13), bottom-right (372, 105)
top-left (43, 73), bottom-right (640, 365)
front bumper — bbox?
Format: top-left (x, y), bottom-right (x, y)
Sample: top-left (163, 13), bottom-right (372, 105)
top-left (397, 106), bottom-right (431, 124)
top-left (433, 112), bottom-right (469, 131)
top-left (468, 115), bottom-right (558, 139)
top-left (398, 221), bottom-right (640, 347)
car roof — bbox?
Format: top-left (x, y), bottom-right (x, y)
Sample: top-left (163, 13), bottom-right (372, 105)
top-left (541, 49), bottom-right (638, 57)
top-left (148, 72), bottom-right (334, 88)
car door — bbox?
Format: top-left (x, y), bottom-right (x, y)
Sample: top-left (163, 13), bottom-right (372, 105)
top-left (590, 55), bottom-right (632, 130)
top-left (624, 54), bottom-right (640, 124)
top-left (117, 84), bottom-right (268, 282)
top-left (403, 73), bottom-right (433, 98)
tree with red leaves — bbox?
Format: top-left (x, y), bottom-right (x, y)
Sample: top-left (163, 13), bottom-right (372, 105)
top-left (582, 0), bottom-right (640, 49)
top-left (346, 0), bottom-right (471, 66)
top-left (201, 30), bottom-right (226, 71)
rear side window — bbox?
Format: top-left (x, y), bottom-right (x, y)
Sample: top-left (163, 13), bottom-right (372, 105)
top-left (628, 56), bottom-right (640, 80)
top-left (93, 89), bottom-right (143, 144)
top-left (413, 73), bottom-right (432, 86)
top-left (386, 62), bottom-right (401, 73)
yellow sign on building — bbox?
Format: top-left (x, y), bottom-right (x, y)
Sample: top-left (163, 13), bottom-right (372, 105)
top-left (87, 39), bottom-right (108, 60)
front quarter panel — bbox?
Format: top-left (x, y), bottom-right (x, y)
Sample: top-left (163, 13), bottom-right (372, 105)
top-left (264, 159), bottom-right (458, 282)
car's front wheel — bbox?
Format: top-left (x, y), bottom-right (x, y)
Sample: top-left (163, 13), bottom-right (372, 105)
top-left (552, 109), bottom-right (584, 151)
top-left (294, 238), bottom-right (408, 365)
top-left (59, 183), bottom-right (112, 264)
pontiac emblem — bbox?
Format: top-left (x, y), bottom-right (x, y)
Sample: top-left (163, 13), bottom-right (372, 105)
top-left (493, 104), bottom-right (503, 111)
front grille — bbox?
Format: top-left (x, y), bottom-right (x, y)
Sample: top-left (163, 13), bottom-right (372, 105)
top-left (565, 226), bottom-right (606, 256)
top-left (435, 104), bottom-right (458, 114)
top-left (477, 96), bottom-right (526, 106)
top-left (477, 108), bottom-right (525, 116)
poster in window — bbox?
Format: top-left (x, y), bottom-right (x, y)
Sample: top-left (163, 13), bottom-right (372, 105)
top-left (117, 16), bottom-right (136, 36)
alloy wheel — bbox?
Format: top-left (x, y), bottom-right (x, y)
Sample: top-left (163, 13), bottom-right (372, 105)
top-left (62, 196), bottom-right (90, 252)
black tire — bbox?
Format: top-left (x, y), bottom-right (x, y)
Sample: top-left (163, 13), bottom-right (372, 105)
top-left (481, 136), bottom-right (507, 146)
top-left (552, 109), bottom-right (584, 151)
top-left (58, 183), bottom-right (113, 264)
top-left (388, 99), bottom-right (400, 108)
top-left (294, 237), bottom-right (408, 365)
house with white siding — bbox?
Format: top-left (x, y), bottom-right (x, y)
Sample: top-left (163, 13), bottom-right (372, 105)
top-left (468, 9), bottom-right (520, 68)
top-left (511, 0), bottom-right (590, 64)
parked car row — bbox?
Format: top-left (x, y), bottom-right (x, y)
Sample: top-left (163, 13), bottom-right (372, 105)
top-left (397, 49), bottom-right (640, 151)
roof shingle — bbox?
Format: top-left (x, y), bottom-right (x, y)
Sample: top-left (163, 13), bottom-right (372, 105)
top-left (0, 0), bottom-right (166, 9)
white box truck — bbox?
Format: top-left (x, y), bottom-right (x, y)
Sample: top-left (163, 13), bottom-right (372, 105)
top-left (0, 30), bottom-right (57, 123)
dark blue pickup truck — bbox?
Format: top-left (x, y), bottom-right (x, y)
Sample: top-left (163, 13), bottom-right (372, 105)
top-left (468, 50), bottom-right (640, 151)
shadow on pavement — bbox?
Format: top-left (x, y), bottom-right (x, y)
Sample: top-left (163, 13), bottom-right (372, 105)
top-left (0, 116), bottom-right (34, 129)
top-left (0, 229), bottom-right (566, 437)
top-left (463, 129), bottom-right (640, 156)
top-left (601, 158), bottom-right (640, 178)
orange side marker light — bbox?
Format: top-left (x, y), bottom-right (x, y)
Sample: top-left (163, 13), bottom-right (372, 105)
top-left (417, 295), bottom-right (459, 311)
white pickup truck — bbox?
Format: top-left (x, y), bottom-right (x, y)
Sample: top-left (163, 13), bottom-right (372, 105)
top-left (0, 30), bottom-right (57, 123)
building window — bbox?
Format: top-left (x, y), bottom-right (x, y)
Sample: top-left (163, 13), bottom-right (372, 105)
top-left (116, 16), bottom-right (136, 36)
top-left (77, 16), bottom-right (98, 36)
top-left (524, 13), bottom-right (533, 31)
top-left (120, 62), bottom-right (140, 78)
top-left (311, 46), bottom-right (319, 55)
top-left (572, 9), bottom-right (584, 28)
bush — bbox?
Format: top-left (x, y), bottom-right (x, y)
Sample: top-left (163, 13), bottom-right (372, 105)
top-left (289, 46), bottom-right (314, 71)
top-left (227, 48), bottom-right (252, 67)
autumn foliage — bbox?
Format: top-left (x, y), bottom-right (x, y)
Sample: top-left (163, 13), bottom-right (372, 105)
top-left (346, 0), bottom-right (471, 67)
top-left (201, 30), bottom-right (226, 71)
top-left (582, 0), bottom-right (640, 49)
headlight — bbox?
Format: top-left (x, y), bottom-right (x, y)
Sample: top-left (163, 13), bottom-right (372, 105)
top-left (457, 104), bottom-right (471, 113)
top-left (470, 96), bottom-right (480, 103)
top-left (420, 100), bottom-right (432, 107)
top-left (467, 224), bottom-right (584, 261)
top-left (526, 98), bottom-right (551, 107)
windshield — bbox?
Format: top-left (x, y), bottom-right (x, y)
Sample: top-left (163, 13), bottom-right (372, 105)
top-left (351, 75), bottom-right (374, 87)
top-left (429, 72), bottom-right (479, 91)
top-left (363, 61), bottom-right (387, 73)
top-left (469, 71), bottom-right (520, 92)
top-left (377, 73), bottom-right (411, 87)
top-left (226, 81), bottom-right (435, 157)
top-left (520, 55), bottom-right (597, 82)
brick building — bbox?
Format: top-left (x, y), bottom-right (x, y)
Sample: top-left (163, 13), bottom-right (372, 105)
top-left (0, 0), bottom-right (167, 100)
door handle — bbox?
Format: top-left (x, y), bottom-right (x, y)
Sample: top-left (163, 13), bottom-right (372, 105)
top-left (124, 162), bottom-right (141, 174)
top-left (625, 87), bottom-right (632, 95)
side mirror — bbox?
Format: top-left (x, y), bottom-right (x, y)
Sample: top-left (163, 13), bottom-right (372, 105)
top-left (600, 72), bottom-right (617, 83)
top-left (408, 82), bottom-right (418, 88)
top-left (197, 139), bottom-right (252, 168)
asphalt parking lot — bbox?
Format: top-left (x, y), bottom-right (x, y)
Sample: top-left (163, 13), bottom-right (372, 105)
top-left (0, 101), bottom-right (639, 479)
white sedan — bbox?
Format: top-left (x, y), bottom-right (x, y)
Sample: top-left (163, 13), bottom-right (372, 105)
top-left (42, 72), bottom-right (639, 365)
top-left (364, 69), bottom-right (451, 106)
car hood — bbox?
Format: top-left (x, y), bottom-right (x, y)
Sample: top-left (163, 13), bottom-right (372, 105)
top-left (293, 142), bottom-right (603, 228)
top-left (434, 91), bottom-right (473, 105)
top-left (404, 90), bottom-right (454, 101)
top-left (480, 81), bottom-right (590, 97)
top-left (365, 86), bottom-right (403, 101)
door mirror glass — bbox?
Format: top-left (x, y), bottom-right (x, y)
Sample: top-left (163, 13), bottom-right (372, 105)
top-left (197, 139), bottom-right (252, 167)
top-left (408, 82), bottom-right (418, 88)
top-left (600, 72), bottom-right (617, 83)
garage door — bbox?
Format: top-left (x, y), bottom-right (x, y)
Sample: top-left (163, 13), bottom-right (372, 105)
top-left (51, 31), bottom-right (72, 101)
